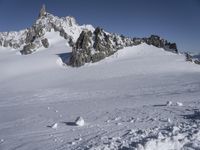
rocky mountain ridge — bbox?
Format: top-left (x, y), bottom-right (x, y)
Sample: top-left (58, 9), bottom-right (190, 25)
top-left (1, 5), bottom-right (198, 67)
top-left (0, 5), bottom-right (94, 55)
top-left (69, 28), bottom-right (178, 67)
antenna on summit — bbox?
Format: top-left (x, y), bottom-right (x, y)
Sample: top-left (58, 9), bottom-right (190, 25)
top-left (39, 4), bottom-right (47, 18)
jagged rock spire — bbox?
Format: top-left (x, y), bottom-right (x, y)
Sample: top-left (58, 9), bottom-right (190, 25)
top-left (39, 4), bottom-right (47, 18)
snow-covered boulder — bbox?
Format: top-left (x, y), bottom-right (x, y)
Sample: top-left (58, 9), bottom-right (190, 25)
top-left (75, 116), bottom-right (85, 126)
top-left (166, 101), bottom-right (173, 106)
top-left (51, 123), bottom-right (58, 129)
top-left (176, 102), bottom-right (183, 107)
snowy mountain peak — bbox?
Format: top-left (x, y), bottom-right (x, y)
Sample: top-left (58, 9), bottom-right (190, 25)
top-left (0, 5), bottom-right (96, 55)
top-left (65, 16), bottom-right (77, 27)
top-left (38, 4), bottom-right (47, 18)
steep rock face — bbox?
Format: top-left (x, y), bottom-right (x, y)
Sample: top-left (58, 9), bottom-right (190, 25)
top-left (143, 35), bottom-right (165, 48)
top-left (69, 29), bottom-right (179, 67)
top-left (69, 30), bottom-right (94, 67)
top-left (194, 60), bottom-right (200, 65)
top-left (69, 27), bottom-right (131, 67)
top-left (143, 35), bottom-right (178, 53)
top-left (41, 38), bottom-right (49, 48)
top-left (185, 53), bottom-right (200, 65)
top-left (185, 53), bottom-right (193, 62)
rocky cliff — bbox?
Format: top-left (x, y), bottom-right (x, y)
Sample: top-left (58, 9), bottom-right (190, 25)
top-left (69, 28), bottom-right (178, 67)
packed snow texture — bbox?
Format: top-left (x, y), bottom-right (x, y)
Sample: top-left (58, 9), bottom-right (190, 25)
top-left (0, 31), bottom-right (200, 150)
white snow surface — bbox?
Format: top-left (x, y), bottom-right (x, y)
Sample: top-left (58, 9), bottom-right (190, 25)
top-left (0, 32), bottom-right (200, 150)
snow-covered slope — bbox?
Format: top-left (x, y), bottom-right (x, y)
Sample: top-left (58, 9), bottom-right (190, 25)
top-left (0, 32), bottom-right (200, 150)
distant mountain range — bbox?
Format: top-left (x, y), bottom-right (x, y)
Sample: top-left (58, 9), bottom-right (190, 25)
top-left (0, 5), bottom-right (199, 66)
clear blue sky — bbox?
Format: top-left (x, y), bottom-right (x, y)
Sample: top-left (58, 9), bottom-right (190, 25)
top-left (0, 0), bottom-right (199, 52)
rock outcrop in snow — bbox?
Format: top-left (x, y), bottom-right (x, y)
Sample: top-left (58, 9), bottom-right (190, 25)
top-left (184, 52), bottom-right (200, 65)
top-left (69, 27), bottom-right (119, 67)
top-left (69, 28), bottom-right (179, 67)
top-left (143, 35), bottom-right (178, 53)
top-left (75, 116), bottom-right (85, 126)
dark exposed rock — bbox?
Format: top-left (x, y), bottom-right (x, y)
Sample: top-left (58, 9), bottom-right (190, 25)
top-left (132, 38), bottom-right (142, 46)
top-left (41, 38), bottom-right (49, 48)
top-left (58, 29), bottom-right (70, 40)
top-left (3, 40), bottom-right (9, 47)
top-left (76, 30), bottom-right (93, 51)
top-left (33, 25), bottom-right (45, 38)
top-left (144, 35), bottom-right (164, 48)
top-left (194, 60), bottom-right (200, 65)
top-left (69, 27), bottom-right (116, 67)
top-left (64, 33), bottom-right (69, 40)
top-left (68, 37), bottom-right (74, 47)
top-left (60, 29), bottom-right (65, 37)
top-left (9, 42), bottom-right (13, 47)
top-left (185, 53), bottom-right (193, 62)
top-left (93, 27), bottom-right (114, 53)
top-left (91, 52), bottom-right (106, 62)
top-left (68, 29), bottom-right (180, 67)
top-left (164, 42), bottom-right (178, 53)
top-left (143, 35), bottom-right (178, 54)
top-left (69, 30), bottom-right (93, 67)
top-left (12, 43), bottom-right (20, 49)
top-left (20, 43), bottom-right (36, 55)
top-left (69, 50), bottom-right (90, 67)
top-left (25, 28), bottom-right (36, 44)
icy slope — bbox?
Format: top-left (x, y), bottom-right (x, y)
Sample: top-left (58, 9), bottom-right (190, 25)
top-left (0, 39), bottom-right (200, 150)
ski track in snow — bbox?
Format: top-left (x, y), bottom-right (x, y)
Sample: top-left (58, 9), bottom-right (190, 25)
top-left (0, 32), bottom-right (200, 150)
